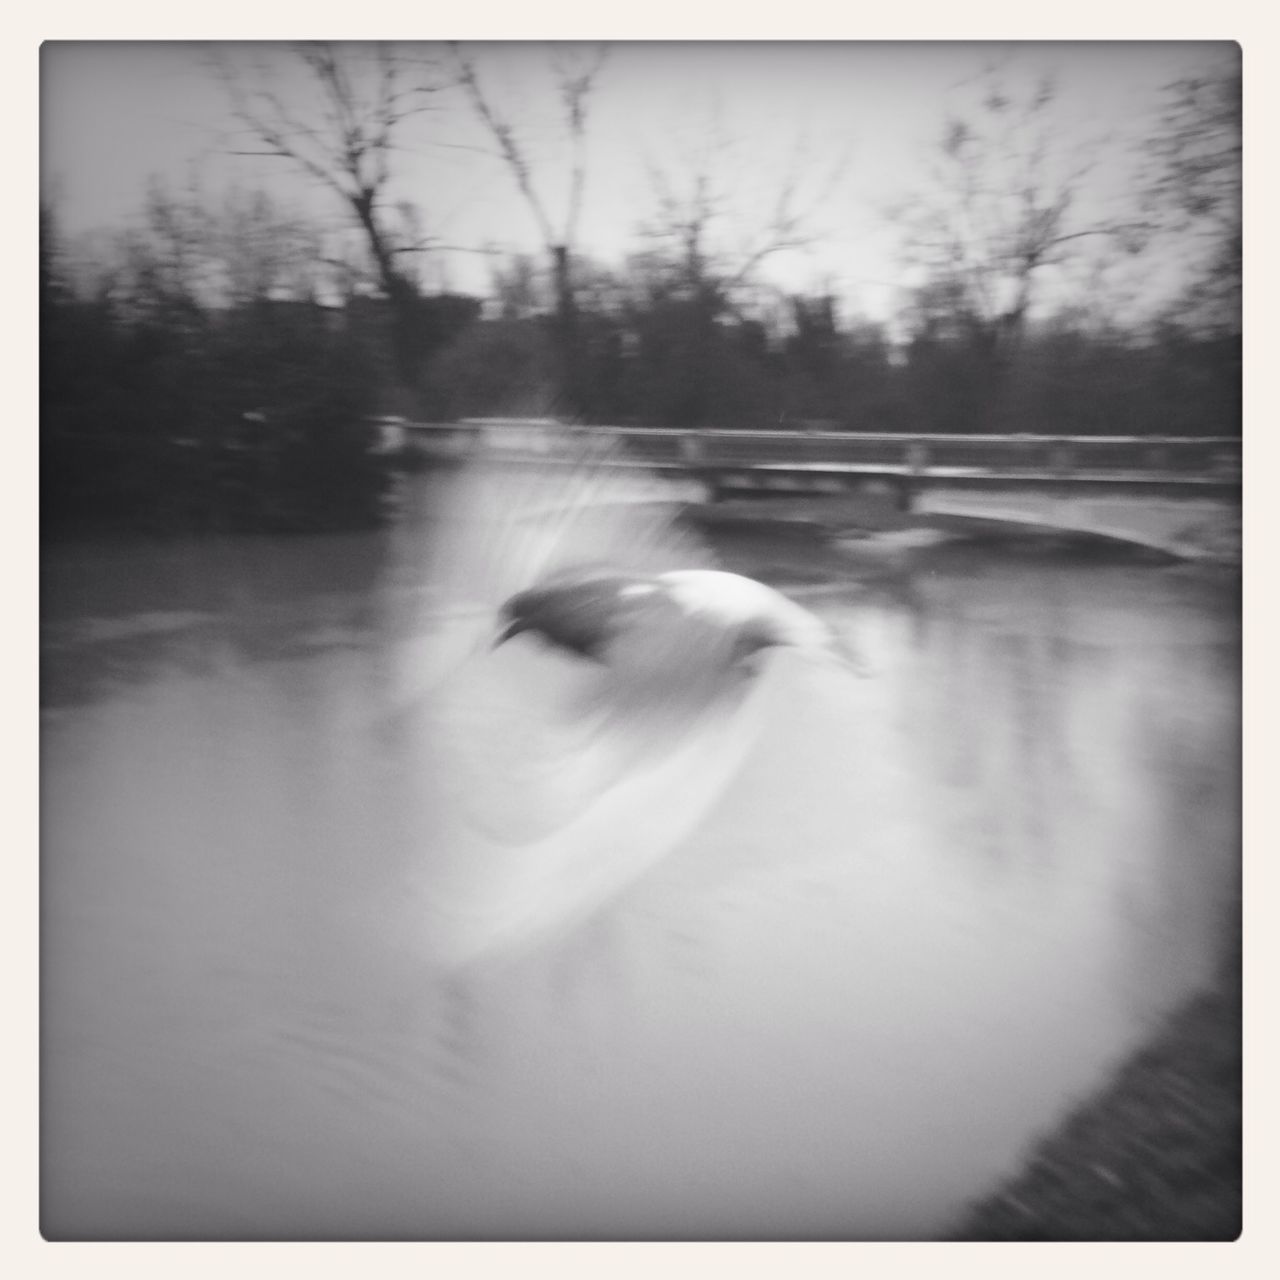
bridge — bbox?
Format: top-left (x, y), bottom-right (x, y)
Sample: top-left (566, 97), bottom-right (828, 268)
top-left (374, 418), bottom-right (1242, 561)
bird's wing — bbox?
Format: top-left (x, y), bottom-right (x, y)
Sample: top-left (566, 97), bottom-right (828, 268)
top-left (406, 637), bottom-right (783, 967)
top-left (389, 429), bottom-right (716, 706)
top-left (397, 427), bottom-right (736, 826)
top-left (389, 430), bottom-right (782, 964)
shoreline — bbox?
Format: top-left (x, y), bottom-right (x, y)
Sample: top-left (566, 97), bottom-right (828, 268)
top-left (950, 921), bottom-right (1242, 1241)
top-left (689, 492), bottom-right (1242, 567)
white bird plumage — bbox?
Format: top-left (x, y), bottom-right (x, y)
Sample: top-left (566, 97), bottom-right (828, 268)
top-left (393, 429), bottom-right (860, 966)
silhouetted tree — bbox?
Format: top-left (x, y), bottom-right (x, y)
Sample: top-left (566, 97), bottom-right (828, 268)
top-left (41, 188), bottom-right (393, 537)
top-left (1144, 54), bottom-right (1241, 332)
top-left (617, 128), bottom-right (844, 428)
top-left (894, 73), bottom-right (1135, 429)
top-left (1137, 54), bottom-right (1241, 436)
top-left (450, 42), bottom-right (609, 415)
top-left (213, 42), bottom-right (447, 401)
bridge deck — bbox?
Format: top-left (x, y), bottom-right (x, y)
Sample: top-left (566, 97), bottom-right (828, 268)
top-left (374, 418), bottom-right (1240, 558)
top-left (380, 419), bottom-right (1241, 492)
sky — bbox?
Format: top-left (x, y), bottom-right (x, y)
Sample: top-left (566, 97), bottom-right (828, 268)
top-left (40, 40), bottom-right (1238, 325)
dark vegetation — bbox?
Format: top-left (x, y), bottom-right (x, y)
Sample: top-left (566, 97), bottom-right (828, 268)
top-left (40, 48), bottom-right (1241, 538)
top-left (952, 913), bottom-right (1242, 1241)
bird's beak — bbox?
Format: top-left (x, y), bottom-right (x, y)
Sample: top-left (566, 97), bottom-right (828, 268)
top-left (493, 617), bottom-right (525, 649)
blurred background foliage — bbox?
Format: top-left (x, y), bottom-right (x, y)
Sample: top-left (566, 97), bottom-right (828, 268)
top-left (40, 50), bottom-right (1241, 539)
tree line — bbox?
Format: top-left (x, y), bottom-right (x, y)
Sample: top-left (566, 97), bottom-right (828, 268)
top-left (41, 45), bottom-right (1240, 537)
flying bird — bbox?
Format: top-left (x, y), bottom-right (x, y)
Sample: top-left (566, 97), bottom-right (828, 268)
top-left (391, 427), bottom-right (862, 966)
top-left (496, 567), bottom-right (844, 666)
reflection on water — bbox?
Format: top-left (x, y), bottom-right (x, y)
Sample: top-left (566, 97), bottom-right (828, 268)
top-left (40, 513), bottom-right (1240, 1240)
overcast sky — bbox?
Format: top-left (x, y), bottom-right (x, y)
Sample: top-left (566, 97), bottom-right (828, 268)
top-left (41, 40), bottom-right (1237, 324)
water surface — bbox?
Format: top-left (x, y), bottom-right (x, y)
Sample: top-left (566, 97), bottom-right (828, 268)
top-left (40, 506), bottom-right (1241, 1240)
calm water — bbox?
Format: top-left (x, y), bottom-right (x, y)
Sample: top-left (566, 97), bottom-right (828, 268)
top-left (40, 497), bottom-right (1241, 1240)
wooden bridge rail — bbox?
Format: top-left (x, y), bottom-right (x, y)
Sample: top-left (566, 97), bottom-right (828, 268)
top-left (379, 420), bottom-right (1242, 484)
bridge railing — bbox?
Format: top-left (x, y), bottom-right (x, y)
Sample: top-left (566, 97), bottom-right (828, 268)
top-left (370, 418), bottom-right (1242, 484)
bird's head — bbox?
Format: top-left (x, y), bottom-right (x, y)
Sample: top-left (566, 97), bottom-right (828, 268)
top-left (493, 576), bottom-right (648, 661)
top-left (494, 591), bottom-right (534, 648)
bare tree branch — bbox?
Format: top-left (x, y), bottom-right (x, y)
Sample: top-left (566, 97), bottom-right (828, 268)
top-left (448, 41), bottom-right (609, 257)
top-left (638, 124), bottom-right (845, 302)
top-left (447, 41), bottom-right (609, 413)
top-left (449, 44), bottom-right (559, 251)
top-left (553, 43), bottom-right (609, 250)
top-left (897, 70), bottom-right (1128, 341)
top-left (209, 43), bottom-right (452, 390)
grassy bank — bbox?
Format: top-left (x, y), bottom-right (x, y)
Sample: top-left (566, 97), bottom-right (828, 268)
top-left (951, 926), bottom-right (1242, 1241)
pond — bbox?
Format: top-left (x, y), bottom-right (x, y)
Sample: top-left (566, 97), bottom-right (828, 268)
top-left (40, 485), bottom-right (1241, 1240)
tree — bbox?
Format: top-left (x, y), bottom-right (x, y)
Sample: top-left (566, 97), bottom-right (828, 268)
top-left (1143, 56), bottom-right (1241, 336)
top-left (619, 127), bottom-right (844, 427)
top-left (448, 42), bottom-right (609, 414)
top-left (212, 42), bottom-right (447, 397)
top-left (894, 73), bottom-right (1132, 430)
top-left (1124, 54), bottom-right (1242, 435)
top-left (41, 186), bottom-right (391, 536)
top-left (212, 185), bottom-right (327, 308)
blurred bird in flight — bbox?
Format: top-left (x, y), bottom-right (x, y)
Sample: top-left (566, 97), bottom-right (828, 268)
top-left (394, 428), bottom-right (862, 967)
